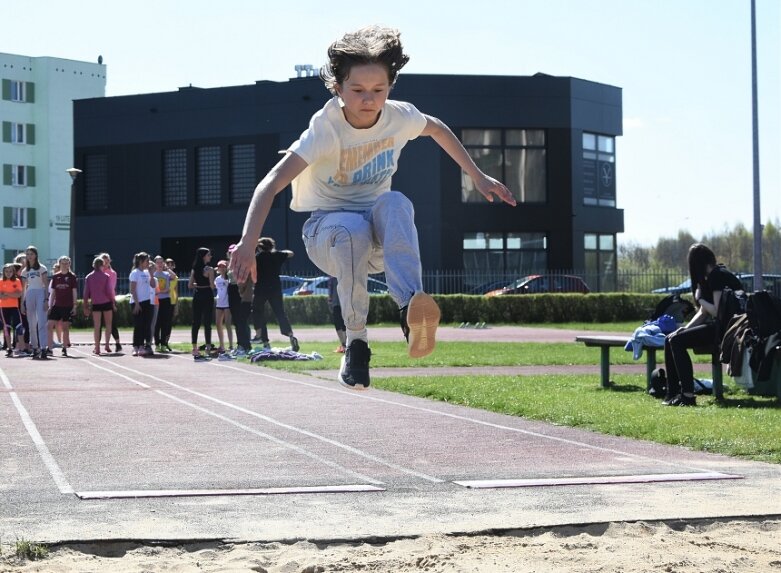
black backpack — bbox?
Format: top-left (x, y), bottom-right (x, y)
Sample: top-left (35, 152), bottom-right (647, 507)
top-left (650, 294), bottom-right (694, 323)
top-left (746, 290), bottom-right (781, 339)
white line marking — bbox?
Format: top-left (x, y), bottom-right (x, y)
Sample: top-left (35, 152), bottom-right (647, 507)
top-left (76, 484), bottom-right (385, 500)
top-left (88, 353), bottom-right (444, 483)
top-left (454, 472), bottom-right (743, 489)
top-left (185, 356), bottom-right (730, 475)
top-left (0, 366), bottom-right (74, 494)
top-left (83, 359), bottom-right (384, 485)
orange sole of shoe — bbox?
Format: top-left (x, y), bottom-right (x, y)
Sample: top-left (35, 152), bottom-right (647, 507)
top-left (406, 292), bottom-right (441, 358)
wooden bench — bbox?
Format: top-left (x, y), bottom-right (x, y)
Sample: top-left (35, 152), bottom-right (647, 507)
top-left (575, 335), bottom-right (724, 400)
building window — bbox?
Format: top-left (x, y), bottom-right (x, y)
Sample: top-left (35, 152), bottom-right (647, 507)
top-left (463, 232), bottom-right (547, 273)
top-left (461, 129), bottom-right (546, 204)
top-left (196, 146), bottom-right (221, 205)
top-left (162, 149), bottom-right (187, 207)
top-left (584, 233), bottom-right (616, 291)
top-left (229, 144), bottom-right (255, 204)
top-left (11, 80), bottom-right (25, 102)
top-left (11, 165), bottom-right (26, 186)
top-left (582, 133), bottom-right (616, 207)
top-left (12, 207), bottom-right (28, 228)
top-left (2, 80), bottom-right (34, 103)
top-left (84, 155), bottom-right (108, 211)
top-left (11, 123), bottom-right (25, 144)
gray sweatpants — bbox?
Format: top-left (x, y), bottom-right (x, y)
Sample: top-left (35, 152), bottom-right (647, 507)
top-left (302, 191), bottom-right (423, 331)
top-left (25, 288), bottom-right (48, 349)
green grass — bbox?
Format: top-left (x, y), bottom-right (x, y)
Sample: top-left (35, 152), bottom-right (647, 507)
top-left (14, 539), bottom-right (48, 561)
top-left (371, 373), bottom-right (781, 463)
top-left (219, 340), bottom-right (713, 373)
top-left (178, 323), bottom-right (780, 463)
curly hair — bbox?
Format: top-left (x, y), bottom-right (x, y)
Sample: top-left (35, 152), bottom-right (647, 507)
top-left (320, 25), bottom-right (410, 95)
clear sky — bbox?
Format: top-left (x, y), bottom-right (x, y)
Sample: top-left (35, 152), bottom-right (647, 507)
top-left (7, 0), bottom-right (779, 247)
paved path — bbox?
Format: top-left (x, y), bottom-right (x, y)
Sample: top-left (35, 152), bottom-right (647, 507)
top-left (1, 326), bottom-right (778, 546)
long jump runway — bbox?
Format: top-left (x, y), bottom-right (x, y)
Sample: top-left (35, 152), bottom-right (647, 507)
top-left (1, 349), bottom-right (779, 543)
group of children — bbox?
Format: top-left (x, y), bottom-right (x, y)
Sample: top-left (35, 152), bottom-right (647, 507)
top-left (0, 247), bottom-right (122, 359)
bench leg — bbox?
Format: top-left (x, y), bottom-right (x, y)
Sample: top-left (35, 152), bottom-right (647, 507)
top-left (712, 352), bottom-right (724, 401)
top-left (646, 348), bottom-right (657, 391)
top-left (600, 346), bottom-right (611, 388)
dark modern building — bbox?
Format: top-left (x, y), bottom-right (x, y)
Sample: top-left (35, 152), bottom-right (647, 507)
top-left (73, 73), bottom-right (623, 290)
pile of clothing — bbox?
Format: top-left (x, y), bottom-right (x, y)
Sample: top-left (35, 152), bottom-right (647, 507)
top-left (720, 290), bottom-right (781, 396)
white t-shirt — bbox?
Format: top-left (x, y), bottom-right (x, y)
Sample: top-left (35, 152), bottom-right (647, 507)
top-left (21, 265), bottom-right (48, 290)
top-left (129, 268), bottom-right (153, 303)
top-left (215, 275), bottom-right (229, 308)
top-left (288, 97), bottom-right (427, 212)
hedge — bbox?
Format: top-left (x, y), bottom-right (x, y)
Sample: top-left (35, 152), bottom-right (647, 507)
top-left (68, 293), bottom-right (667, 328)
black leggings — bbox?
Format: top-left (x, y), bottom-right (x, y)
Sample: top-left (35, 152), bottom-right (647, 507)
top-left (664, 323), bottom-right (716, 398)
top-left (132, 300), bottom-right (154, 348)
top-left (191, 292), bottom-right (213, 346)
top-left (252, 289), bottom-right (292, 341)
top-left (228, 284), bottom-right (251, 351)
top-left (154, 298), bottom-right (174, 346)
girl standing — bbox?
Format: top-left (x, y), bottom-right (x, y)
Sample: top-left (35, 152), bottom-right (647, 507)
top-left (0, 264), bottom-right (23, 357)
top-left (20, 246), bottom-right (49, 360)
top-left (83, 257), bottom-right (115, 355)
top-left (99, 253), bottom-right (122, 352)
top-left (47, 256), bottom-right (78, 357)
top-left (129, 252), bottom-right (156, 356)
top-left (214, 260), bottom-right (233, 353)
top-left (188, 247), bottom-right (215, 360)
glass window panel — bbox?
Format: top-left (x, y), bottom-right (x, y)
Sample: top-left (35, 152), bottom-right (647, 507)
top-left (463, 232), bottom-right (487, 250)
top-left (582, 133), bottom-right (596, 150)
top-left (506, 129), bottom-right (545, 147)
top-left (462, 148), bottom-right (502, 202)
top-left (84, 154), bottom-right (108, 211)
top-left (196, 146), bottom-right (221, 205)
top-left (163, 149), bottom-right (188, 207)
top-left (584, 233), bottom-right (598, 250)
top-left (462, 129), bottom-right (502, 146)
top-left (487, 235), bottom-right (503, 249)
top-left (229, 144), bottom-right (255, 204)
top-left (599, 234), bottom-right (614, 251)
top-left (505, 148), bottom-right (546, 203)
top-left (598, 135), bottom-right (614, 153)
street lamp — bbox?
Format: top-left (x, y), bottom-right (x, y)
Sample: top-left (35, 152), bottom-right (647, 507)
top-left (66, 167), bottom-right (82, 264)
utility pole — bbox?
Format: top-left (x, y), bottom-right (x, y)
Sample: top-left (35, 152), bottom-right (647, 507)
top-left (751, 0), bottom-right (763, 291)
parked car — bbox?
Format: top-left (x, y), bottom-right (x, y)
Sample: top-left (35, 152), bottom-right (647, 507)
top-left (293, 276), bottom-right (389, 296)
top-left (279, 275), bottom-right (308, 296)
top-left (652, 274), bottom-right (781, 298)
top-left (736, 273), bottom-right (781, 297)
top-left (485, 274), bottom-right (590, 296)
top-left (651, 278), bottom-right (691, 295)
top-left (468, 279), bottom-right (515, 295)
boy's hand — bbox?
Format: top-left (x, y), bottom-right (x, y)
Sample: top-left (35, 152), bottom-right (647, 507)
top-left (475, 175), bottom-right (516, 206)
top-left (228, 241), bottom-right (257, 284)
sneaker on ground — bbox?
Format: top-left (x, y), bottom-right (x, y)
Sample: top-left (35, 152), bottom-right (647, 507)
top-left (662, 394), bottom-right (696, 407)
top-left (289, 335), bottom-right (300, 352)
top-left (52, 341), bottom-right (62, 348)
top-left (193, 354), bottom-right (211, 362)
top-left (233, 348), bottom-right (248, 357)
top-left (115, 343), bottom-right (123, 353)
top-left (338, 339), bottom-right (371, 390)
top-left (251, 334), bottom-right (263, 342)
top-left (401, 292), bottom-right (441, 358)
top-left (40, 349), bottom-right (50, 360)
top-left (217, 353), bottom-right (235, 361)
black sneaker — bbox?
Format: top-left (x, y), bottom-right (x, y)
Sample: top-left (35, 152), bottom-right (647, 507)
top-left (289, 335), bottom-right (300, 352)
top-left (338, 340), bottom-right (371, 390)
top-left (251, 334), bottom-right (263, 343)
top-left (40, 348), bottom-right (50, 360)
top-left (115, 342), bottom-right (123, 353)
top-left (193, 354), bottom-right (211, 362)
top-left (61, 347), bottom-right (68, 357)
top-left (31, 350), bottom-right (39, 360)
top-left (662, 394), bottom-right (696, 407)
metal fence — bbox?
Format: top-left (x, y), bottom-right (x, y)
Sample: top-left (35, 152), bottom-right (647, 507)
top-left (72, 268), bottom-right (779, 297)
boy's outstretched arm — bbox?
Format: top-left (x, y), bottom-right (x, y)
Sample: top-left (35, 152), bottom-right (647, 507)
top-left (229, 152), bottom-right (308, 283)
top-left (421, 115), bottom-right (517, 206)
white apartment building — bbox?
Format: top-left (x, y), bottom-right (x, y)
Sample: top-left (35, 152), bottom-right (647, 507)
top-left (1, 53), bottom-right (105, 267)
